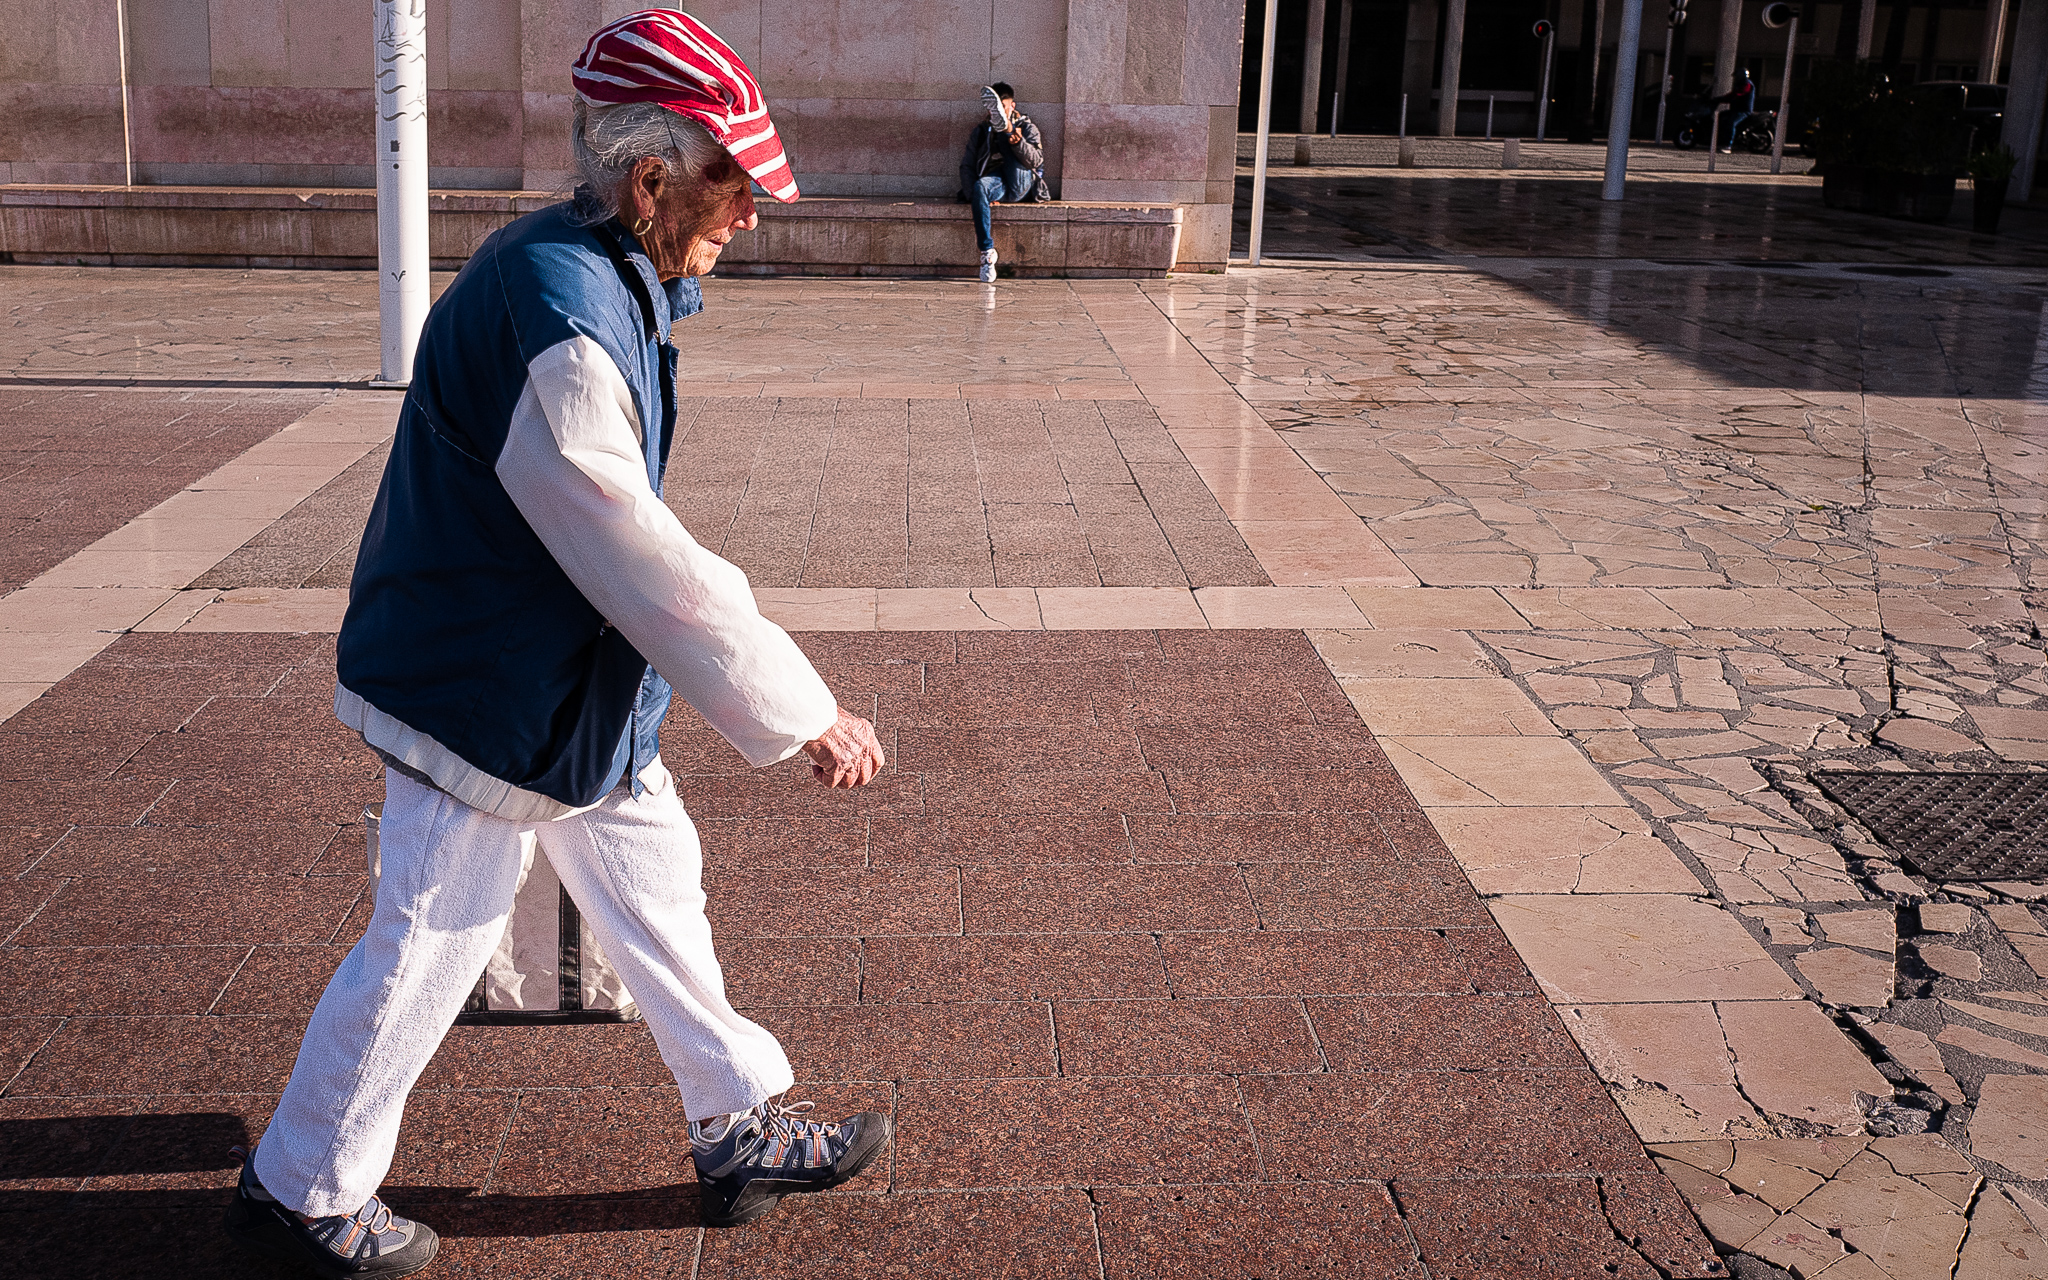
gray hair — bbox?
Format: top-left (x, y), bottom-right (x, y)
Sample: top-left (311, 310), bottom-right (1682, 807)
top-left (571, 99), bottom-right (728, 219)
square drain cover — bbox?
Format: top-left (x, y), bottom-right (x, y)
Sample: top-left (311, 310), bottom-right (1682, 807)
top-left (1814, 771), bottom-right (2048, 882)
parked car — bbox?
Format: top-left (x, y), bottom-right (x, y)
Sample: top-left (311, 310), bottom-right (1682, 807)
top-left (1908, 81), bottom-right (2005, 151)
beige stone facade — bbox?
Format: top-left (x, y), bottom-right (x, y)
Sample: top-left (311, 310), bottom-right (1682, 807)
top-left (0, 0), bottom-right (1242, 269)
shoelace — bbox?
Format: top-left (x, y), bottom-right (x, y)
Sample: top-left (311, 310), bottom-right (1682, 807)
top-left (230, 1142), bottom-right (395, 1256)
top-left (754, 1096), bottom-right (841, 1168)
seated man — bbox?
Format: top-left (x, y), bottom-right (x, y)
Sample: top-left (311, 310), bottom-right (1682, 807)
top-left (958, 82), bottom-right (1044, 282)
top-left (1713, 68), bottom-right (1756, 152)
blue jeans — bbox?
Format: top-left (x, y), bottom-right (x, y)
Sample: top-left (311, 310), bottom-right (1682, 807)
top-left (969, 164), bottom-right (1033, 253)
top-left (1724, 111), bottom-right (1750, 148)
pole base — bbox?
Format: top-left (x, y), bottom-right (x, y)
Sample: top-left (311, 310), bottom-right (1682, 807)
top-left (367, 379), bottom-right (411, 390)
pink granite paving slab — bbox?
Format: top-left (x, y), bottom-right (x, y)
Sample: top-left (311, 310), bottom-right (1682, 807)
top-left (0, 388), bottom-right (323, 592)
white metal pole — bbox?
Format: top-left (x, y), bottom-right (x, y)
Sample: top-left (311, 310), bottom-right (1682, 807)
top-left (1656, 23), bottom-right (1674, 143)
top-left (1537, 30), bottom-right (1555, 140)
top-left (1604, 0), bottom-right (1645, 199)
top-left (1982, 0), bottom-right (2011, 82)
top-left (1399, 92), bottom-right (1409, 136)
top-left (1486, 94), bottom-right (1496, 138)
top-left (1248, 0), bottom-right (1279, 266)
top-left (115, 0), bottom-right (134, 185)
top-left (375, 0), bottom-right (430, 387)
top-left (1770, 13), bottom-right (1797, 173)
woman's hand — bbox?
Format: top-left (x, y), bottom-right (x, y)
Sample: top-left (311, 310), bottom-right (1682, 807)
top-left (802, 707), bottom-right (886, 788)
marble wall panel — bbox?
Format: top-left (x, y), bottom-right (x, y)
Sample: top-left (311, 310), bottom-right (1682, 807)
top-left (129, 0), bottom-right (215, 87)
top-left (1061, 102), bottom-right (1208, 180)
top-left (1063, 215), bottom-right (1177, 268)
top-left (0, 0), bottom-right (122, 84)
top-left (685, 0), bottom-right (766, 64)
top-left (520, 0), bottom-right (603, 93)
top-left (991, 0), bottom-right (1068, 105)
top-left (0, 84), bottom-right (126, 163)
top-left (430, 91), bottom-right (525, 169)
top-left (758, 0), bottom-right (994, 101)
top-left (130, 86), bottom-right (374, 165)
top-left (520, 90), bottom-right (575, 186)
top-left (1206, 102), bottom-right (1236, 179)
top-left (285, 0), bottom-right (373, 90)
top-left (106, 205), bottom-right (323, 257)
top-left (1065, 0), bottom-right (1129, 104)
top-left (1176, 197), bottom-right (1227, 267)
top-left (208, 0), bottom-right (291, 86)
top-left (0, 204), bottom-right (110, 255)
top-left (1121, 0), bottom-right (1187, 105)
top-left (1181, 0), bottom-right (1245, 107)
top-left (1062, 177), bottom-right (1206, 201)
top-left (430, 0), bottom-right (523, 92)
top-left (772, 96), bottom-right (1017, 190)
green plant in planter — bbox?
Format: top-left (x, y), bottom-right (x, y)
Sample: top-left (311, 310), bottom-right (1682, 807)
top-left (1970, 145), bottom-right (2018, 184)
top-left (1808, 63), bottom-right (1969, 176)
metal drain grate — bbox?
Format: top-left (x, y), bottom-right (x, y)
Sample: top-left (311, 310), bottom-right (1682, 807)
top-left (1813, 771), bottom-right (2048, 882)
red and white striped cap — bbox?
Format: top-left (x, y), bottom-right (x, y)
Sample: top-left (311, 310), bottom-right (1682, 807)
top-left (571, 9), bottom-right (799, 203)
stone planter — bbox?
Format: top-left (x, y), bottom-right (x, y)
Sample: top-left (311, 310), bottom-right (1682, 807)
top-left (1821, 164), bottom-right (1959, 224)
top-left (1972, 176), bottom-right (2010, 234)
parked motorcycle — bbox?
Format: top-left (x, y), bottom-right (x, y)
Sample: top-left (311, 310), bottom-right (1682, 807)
top-left (1674, 102), bottom-right (1779, 153)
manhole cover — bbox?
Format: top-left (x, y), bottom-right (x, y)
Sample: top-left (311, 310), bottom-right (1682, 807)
top-left (1814, 771), bottom-right (2048, 881)
top-left (1842, 265), bottom-right (1953, 278)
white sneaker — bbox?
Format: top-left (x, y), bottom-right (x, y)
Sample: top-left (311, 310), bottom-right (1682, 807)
top-left (981, 85), bottom-right (1010, 132)
top-left (978, 248), bottom-right (997, 283)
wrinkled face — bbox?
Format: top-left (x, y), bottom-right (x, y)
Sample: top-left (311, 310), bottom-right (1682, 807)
top-left (677, 176), bottom-right (759, 278)
top-left (625, 153), bottom-right (761, 281)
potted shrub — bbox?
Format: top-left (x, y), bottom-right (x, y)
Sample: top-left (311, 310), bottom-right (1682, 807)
top-left (1970, 145), bottom-right (2018, 233)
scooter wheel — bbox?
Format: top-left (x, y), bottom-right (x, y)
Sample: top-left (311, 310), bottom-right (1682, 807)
top-left (1676, 127), bottom-right (1696, 149)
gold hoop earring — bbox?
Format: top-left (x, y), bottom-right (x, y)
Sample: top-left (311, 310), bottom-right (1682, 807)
top-left (631, 216), bottom-right (653, 236)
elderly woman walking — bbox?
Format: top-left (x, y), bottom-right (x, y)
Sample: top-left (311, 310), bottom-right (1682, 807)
top-left (223, 13), bottom-right (888, 1277)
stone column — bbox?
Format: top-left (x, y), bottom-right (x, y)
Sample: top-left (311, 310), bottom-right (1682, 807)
top-left (1713, 0), bottom-right (1743, 96)
top-left (1404, 0), bottom-right (1442, 122)
top-left (1983, 0), bottom-right (2012, 79)
top-left (1440, 0), bottom-right (1468, 134)
top-left (2009, 0), bottom-right (2048, 197)
top-left (1332, 0), bottom-right (1355, 126)
top-left (1570, 0), bottom-right (1606, 140)
top-left (1297, 0), bottom-right (1327, 153)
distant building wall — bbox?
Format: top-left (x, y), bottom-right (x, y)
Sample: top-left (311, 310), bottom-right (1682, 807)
top-left (0, 0), bottom-right (1242, 268)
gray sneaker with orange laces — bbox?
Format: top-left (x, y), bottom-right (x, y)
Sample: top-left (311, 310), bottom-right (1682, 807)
top-left (222, 1146), bottom-right (440, 1279)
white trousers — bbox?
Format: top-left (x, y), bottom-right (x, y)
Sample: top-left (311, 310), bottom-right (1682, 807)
top-left (255, 760), bottom-right (793, 1217)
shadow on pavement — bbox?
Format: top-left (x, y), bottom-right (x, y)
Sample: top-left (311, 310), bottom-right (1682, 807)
top-left (1232, 174), bottom-right (2048, 398)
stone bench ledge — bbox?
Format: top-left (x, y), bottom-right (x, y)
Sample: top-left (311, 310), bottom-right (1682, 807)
top-left (0, 186), bottom-right (1189, 277)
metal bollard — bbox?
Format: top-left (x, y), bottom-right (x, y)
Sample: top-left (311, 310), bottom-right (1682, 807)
top-left (1486, 95), bottom-right (1496, 140)
top-left (1399, 136), bottom-right (1417, 168)
top-left (1707, 106), bottom-right (1724, 173)
top-left (1503, 137), bottom-right (1521, 168)
top-left (1398, 93), bottom-right (1408, 138)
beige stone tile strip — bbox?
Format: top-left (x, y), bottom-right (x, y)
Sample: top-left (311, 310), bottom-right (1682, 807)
top-left (1077, 292), bottom-right (1415, 587)
top-left (0, 394), bottom-right (399, 721)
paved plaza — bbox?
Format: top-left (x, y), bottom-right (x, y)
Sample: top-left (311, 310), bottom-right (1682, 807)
top-left (4, 169), bottom-right (2048, 1277)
